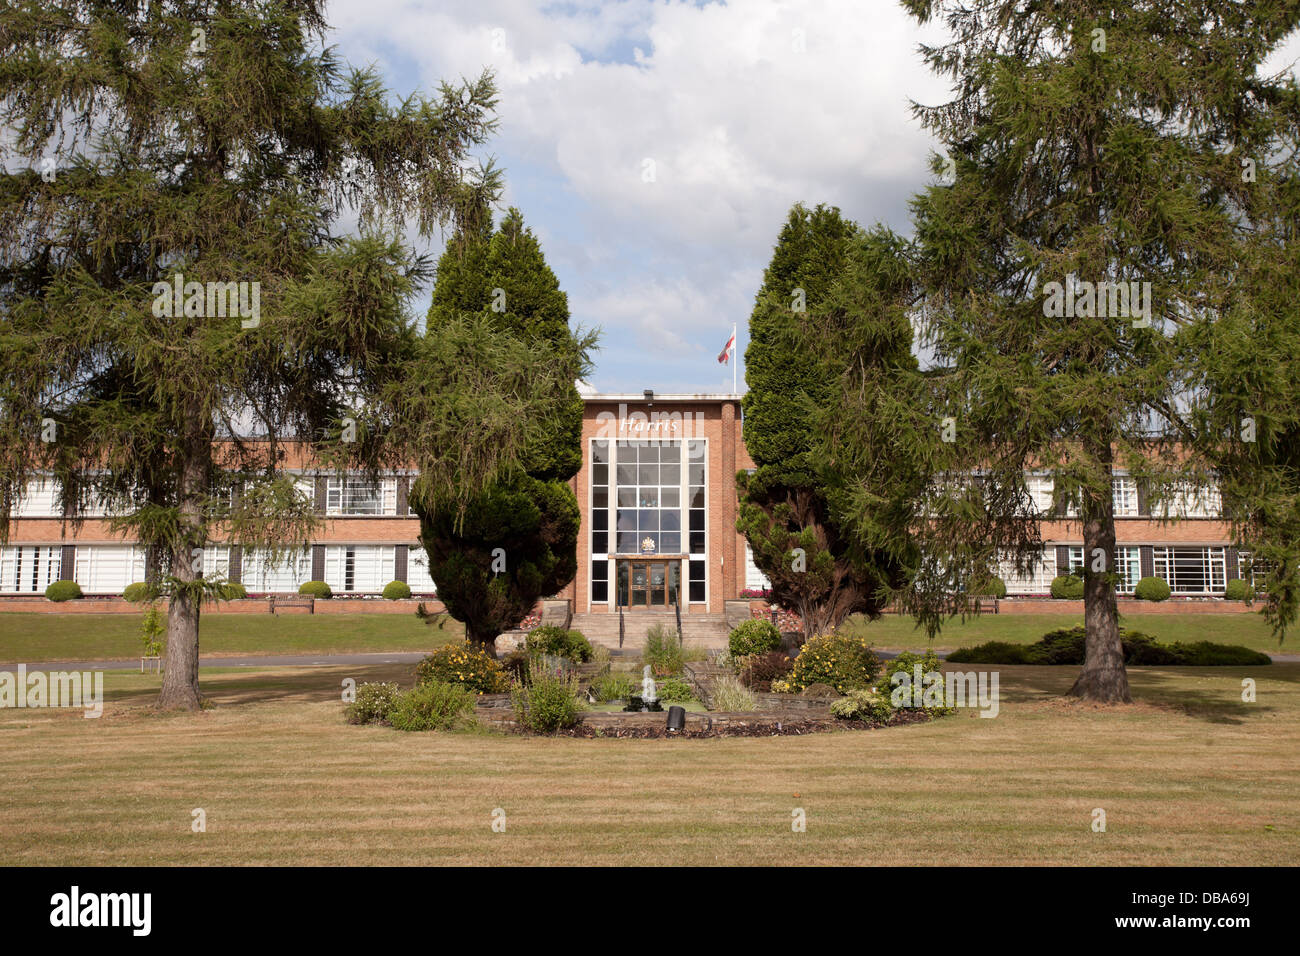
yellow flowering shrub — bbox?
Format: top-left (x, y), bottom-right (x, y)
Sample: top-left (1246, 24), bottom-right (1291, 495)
top-left (416, 642), bottom-right (508, 694)
top-left (787, 631), bottom-right (881, 694)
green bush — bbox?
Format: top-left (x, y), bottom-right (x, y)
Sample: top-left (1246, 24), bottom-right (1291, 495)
top-left (948, 625), bottom-right (1270, 667)
top-left (345, 681), bottom-right (400, 725)
top-left (382, 580), bottom-right (412, 601)
top-left (654, 675), bottom-right (695, 702)
top-left (298, 580), bottom-right (332, 599)
top-left (830, 688), bottom-right (895, 723)
top-left (387, 681), bottom-right (478, 732)
top-left (1134, 576), bottom-right (1171, 601)
top-left (710, 675), bottom-right (758, 711)
top-left (511, 670), bottom-right (585, 732)
top-left (788, 631), bottom-right (881, 693)
top-left (590, 672), bottom-right (635, 702)
top-left (415, 643), bottom-right (509, 694)
top-left (44, 580), bottom-right (82, 602)
top-left (218, 581), bottom-right (247, 600)
top-left (975, 576), bottom-right (1007, 599)
top-left (1223, 578), bottom-right (1254, 602)
top-left (881, 650), bottom-right (952, 711)
top-left (123, 581), bottom-right (159, 603)
top-left (728, 618), bottom-right (781, 657)
top-left (140, 603), bottom-right (165, 657)
top-left (524, 625), bottom-right (593, 663)
top-left (1049, 574), bottom-right (1085, 599)
top-left (642, 623), bottom-right (705, 675)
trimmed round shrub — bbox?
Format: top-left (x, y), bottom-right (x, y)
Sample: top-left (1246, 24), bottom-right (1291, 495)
top-left (1134, 576), bottom-right (1171, 602)
top-left (788, 631), bottom-right (881, 694)
top-left (218, 582), bottom-right (247, 600)
top-left (1223, 578), bottom-right (1254, 602)
top-left (123, 581), bottom-right (159, 603)
top-left (1049, 574), bottom-right (1085, 599)
top-left (524, 625), bottom-right (593, 663)
top-left (345, 681), bottom-right (400, 725)
top-left (975, 576), bottom-right (1007, 599)
top-left (416, 642), bottom-right (508, 694)
top-left (387, 681), bottom-right (477, 732)
top-left (728, 618), bottom-right (782, 657)
top-left (382, 580), bottom-right (412, 601)
top-left (44, 580), bottom-right (83, 602)
top-left (298, 580), bottom-right (332, 599)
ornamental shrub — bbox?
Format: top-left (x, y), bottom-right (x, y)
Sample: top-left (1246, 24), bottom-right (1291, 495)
top-left (511, 670), bottom-right (584, 732)
top-left (524, 625), bottom-right (593, 663)
top-left (710, 675), bottom-right (758, 711)
top-left (881, 650), bottom-right (952, 712)
top-left (387, 681), bottom-right (477, 732)
top-left (1134, 576), bottom-right (1171, 601)
top-left (728, 618), bottom-right (781, 657)
top-left (787, 631), bottom-right (881, 694)
top-left (947, 626), bottom-right (1269, 667)
top-left (653, 676), bottom-right (695, 702)
top-left (415, 642), bottom-right (509, 694)
top-left (298, 580), bottom-right (332, 599)
top-left (382, 580), bottom-right (412, 600)
top-left (44, 580), bottom-right (82, 602)
top-left (738, 650), bottom-right (794, 691)
top-left (1049, 574), bottom-right (1084, 599)
top-left (345, 682), bottom-right (401, 725)
top-left (1223, 578), bottom-right (1254, 601)
top-left (590, 672), bottom-right (635, 702)
top-left (123, 581), bottom-right (159, 603)
top-left (830, 688), bottom-right (895, 723)
top-left (975, 576), bottom-right (1007, 599)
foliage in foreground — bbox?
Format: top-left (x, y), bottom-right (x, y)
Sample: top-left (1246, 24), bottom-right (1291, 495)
top-left (416, 642), bottom-right (509, 694)
top-left (710, 676), bottom-right (758, 712)
top-left (510, 669), bottom-right (585, 732)
top-left (642, 624), bottom-right (706, 676)
top-left (387, 681), bottom-right (478, 732)
top-left (728, 619), bottom-right (782, 658)
top-left (345, 682), bottom-right (401, 725)
top-left (524, 625), bottom-right (593, 663)
top-left (946, 627), bottom-right (1271, 666)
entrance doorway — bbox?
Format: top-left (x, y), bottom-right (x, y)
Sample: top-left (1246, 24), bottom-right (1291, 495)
top-left (615, 558), bottom-right (681, 608)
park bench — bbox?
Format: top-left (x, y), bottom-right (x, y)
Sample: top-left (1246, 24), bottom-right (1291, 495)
top-left (269, 596), bottom-right (314, 615)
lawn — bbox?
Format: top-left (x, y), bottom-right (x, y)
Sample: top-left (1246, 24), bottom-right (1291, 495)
top-left (0, 611), bottom-right (462, 663)
top-left (843, 610), bottom-right (1292, 654)
top-left (1, 661), bottom-right (1296, 865)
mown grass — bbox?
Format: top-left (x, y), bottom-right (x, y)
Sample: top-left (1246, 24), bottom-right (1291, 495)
top-left (843, 610), bottom-right (1292, 654)
top-left (1, 662), bottom-right (1296, 865)
top-left (0, 611), bottom-right (462, 662)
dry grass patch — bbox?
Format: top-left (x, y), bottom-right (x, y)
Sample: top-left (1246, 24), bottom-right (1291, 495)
top-left (1, 663), bottom-right (1297, 866)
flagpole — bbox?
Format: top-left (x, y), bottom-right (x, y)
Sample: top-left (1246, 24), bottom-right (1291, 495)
top-left (732, 322), bottom-right (737, 393)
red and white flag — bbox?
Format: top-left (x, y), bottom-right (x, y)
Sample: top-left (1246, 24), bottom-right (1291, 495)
top-left (717, 328), bottom-right (736, 364)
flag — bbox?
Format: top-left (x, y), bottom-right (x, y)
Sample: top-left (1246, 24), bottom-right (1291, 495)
top-left (717, 329), bottom-right (736, 364)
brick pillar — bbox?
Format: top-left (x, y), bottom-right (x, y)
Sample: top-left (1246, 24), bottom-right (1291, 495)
top-left (394, 544), bottom-right (407, 583)
top-left (396, 476), bottom-right (409, 516)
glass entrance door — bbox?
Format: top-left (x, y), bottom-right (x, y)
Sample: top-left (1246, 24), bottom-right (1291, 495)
top-left (616, 559), bottom-right (680, 608)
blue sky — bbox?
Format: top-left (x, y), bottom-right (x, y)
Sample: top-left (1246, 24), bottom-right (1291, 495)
top-left (324, 0), bottom-right (1300, 394)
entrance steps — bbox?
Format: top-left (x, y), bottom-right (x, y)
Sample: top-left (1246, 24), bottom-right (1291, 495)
top-left (570, 610), bottom-right (730, 654)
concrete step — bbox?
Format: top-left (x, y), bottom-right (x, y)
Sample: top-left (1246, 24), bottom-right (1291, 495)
top-left (571, 610), bottom-right (730, 651)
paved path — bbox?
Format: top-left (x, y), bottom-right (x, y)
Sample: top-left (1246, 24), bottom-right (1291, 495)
top-left (4, 648), bottom-right (1298, 670)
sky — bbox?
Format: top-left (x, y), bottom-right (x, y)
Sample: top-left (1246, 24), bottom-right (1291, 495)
top-left (322, 0), bottom-right (1300, 396)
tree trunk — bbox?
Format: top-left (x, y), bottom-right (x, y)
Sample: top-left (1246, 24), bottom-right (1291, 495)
top-left (1068, 447), bottom-right (1132, 703)
top-left (156, 430), bottom-right (209, 710)
top-left (465, 620), bottom-right (500, 658)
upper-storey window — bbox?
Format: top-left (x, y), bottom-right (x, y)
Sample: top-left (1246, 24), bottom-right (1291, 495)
top-left (1111, 476), bottom-right (1139, 517)
top-left (1152, 482), bottom-right (1221, 519)
top-left (325, 476), bottom-right (397, 515)
top-left (12, 478), bottom-right (61, 517)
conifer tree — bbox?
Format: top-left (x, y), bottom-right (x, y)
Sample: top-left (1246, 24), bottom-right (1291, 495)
top-left (416, 208), bottom-right (589, 652)
top-left (899, 0), bottom-right (1300, 699)
top-left (0, 2), bottom-right (570, 707)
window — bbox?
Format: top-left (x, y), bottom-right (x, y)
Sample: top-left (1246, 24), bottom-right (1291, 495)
top-left (744, 543), bottom-right (771, 591)
top-left (13, 478), bottom-right (60, 517)
top-left (1065, 545), bottom-right (1142, 592)
top-left (1112, 476), bottom-right (1139, 517)
top-left (242, 548), bottom-right (311, 592)
top-left (73, 545), bottom-right (146, 594)
top-left (0, 546), bottom-right (62, 593)
top-left (1152, 546), bottom-right (1226, 593)
top-left (323, 545), bottom-right (394, 593)
top-left (1024, 475), bottom-right (1054, 515)
top-left (1237, 551), bottom-right (1271, 591)
top-left (325, 476), bottom-right (397, 515)
top-left (1153, 482), bottom-right (1221, 518)
top-left (406, 546), bottom-right (438, 594)
top-left (201, 545), bottom-right (230, 580)
top-left (995, 548), bottom-right (1056, 594)
top-left (614, 439), bottom-right (683, 555)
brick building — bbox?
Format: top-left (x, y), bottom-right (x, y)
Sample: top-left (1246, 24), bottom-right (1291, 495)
top-left (1, 391), bottom-right (1254, 605)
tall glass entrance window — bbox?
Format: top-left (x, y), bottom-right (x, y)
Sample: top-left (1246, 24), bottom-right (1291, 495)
top-left (616, 440), bottom-right (681, 554)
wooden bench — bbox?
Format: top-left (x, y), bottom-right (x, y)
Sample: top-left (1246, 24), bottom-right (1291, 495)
top-left (269, 596), bottom-right (314, 615)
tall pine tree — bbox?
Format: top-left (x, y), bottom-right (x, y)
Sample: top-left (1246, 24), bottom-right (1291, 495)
top-left (901, 0), bottom-right (1300, 699)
